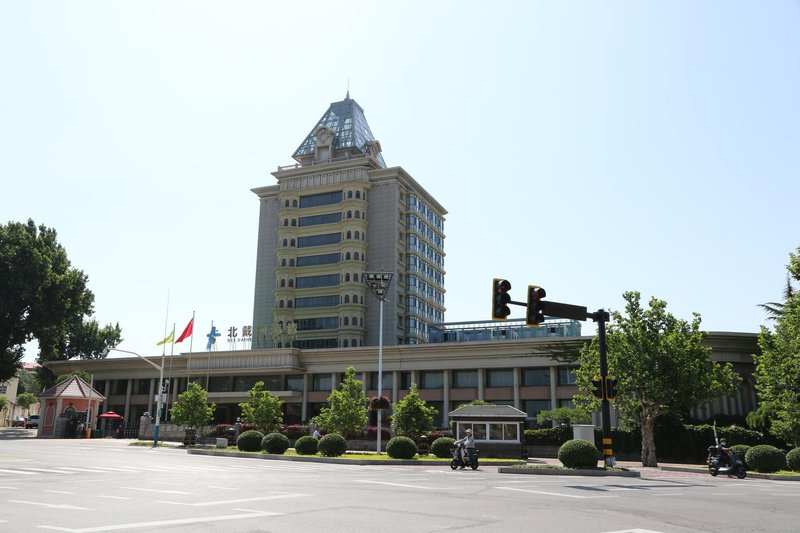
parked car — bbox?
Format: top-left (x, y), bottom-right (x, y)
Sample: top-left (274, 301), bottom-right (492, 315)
top-left (25, 415), bottom-right (40, 429)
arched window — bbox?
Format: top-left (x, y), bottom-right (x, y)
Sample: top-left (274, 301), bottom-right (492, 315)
top-left (279, 300), bottom-right (284, 308)
top-left (355, 211), bottom-right (361, 219)
top-left (290, 239), bottom-right (296, 247)
top-left (292, 199), bottom-right (298, 207)
top-left (347, 211), bottom-right (352, 219)
top-left (343, 317), bottom-right (350, 326)
top-left (278, 321), bottom-right (283, 328)
top-left (347, 191), bottom-right (353, 199)
top-left (352, 338), bottom-right (357, 346)
top-left (355, 231), bottom-right (360, 240)
top-left (291, 219), bottom-right (297, 226)
top-left (344, 295), bottom-right (350, 304)
top-left (283, 219), bottom-right (289, 226)
top-left (288, 279), bottom-right (294, 287)
top-left (343, 339), bottom-right (349, 347)
top-left (283, 239), bottom-right (288, 247)
top-left (345, 273), bottom-right (351, 282)
top-left (346, 231), bottom-right (352, 239)
top-left (284, 199), bottom-right (290, 207)
top-left (345, 252), bottom-right (351, 260)
top-left (353, 294), bottom-right (358, 303)
top-left (355, 191), bottom-right (361, 199)
top-left (289, 259), bottom-right (295, 266)
top-left (287, 300), bottom-right (293, 308)
top-left (354, 252), bottom-right (359, 261)
top-left (280, 279), bottom-right (286, 288)
top-left (281, 258), bottom-right (287, 267)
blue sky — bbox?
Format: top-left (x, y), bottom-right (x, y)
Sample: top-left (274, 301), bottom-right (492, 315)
top-left (2, 1), bottom-right (798, 361)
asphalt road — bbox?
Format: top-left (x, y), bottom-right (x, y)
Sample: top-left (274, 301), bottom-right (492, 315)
top-left (0, 429), bottom-right (798, 532)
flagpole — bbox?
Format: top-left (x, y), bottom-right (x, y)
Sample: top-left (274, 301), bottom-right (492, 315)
top-left (206, 321), bottom-right (213, 389)
top-left (166, 322), bottom-right (175, 420)
top-left (160, 290), bottom-right (169, 423)
top-left (187, 311), bottom-right (195, 388)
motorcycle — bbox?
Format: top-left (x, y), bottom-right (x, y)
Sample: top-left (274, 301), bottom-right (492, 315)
top-left (450, 442), bottom-right (479, 470)
top-left (707, 443), bottom-right (746, 479)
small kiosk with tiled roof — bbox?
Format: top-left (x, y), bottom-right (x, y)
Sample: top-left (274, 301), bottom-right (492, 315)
top-left (448, 404), bottom-right (527, 459)
top-left (38, 376), bottom-right (105, 439)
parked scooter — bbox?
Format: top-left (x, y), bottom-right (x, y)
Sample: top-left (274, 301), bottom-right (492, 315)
top-left (707, 437), bottom-right (746, 479)
top-left (450, 442), bottom-right (479, 470)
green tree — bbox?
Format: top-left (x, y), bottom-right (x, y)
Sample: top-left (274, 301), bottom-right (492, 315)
top-left (239, 381), bottom-right (284, 434)
top-left (391, 383), bottom-right (437, 438)
top-left (170, 382), bottom-right (216, 429)
top-left (0, 397), bottom-right (7, 414)
top-left (314, 366), bottom-right (367, 437)
top-left (0, 220), bottom-right (122, 384)
top-left (17, 370), bottom-right (41, 395)
top-left (754, 247), bottom-right (800, 448)
top-left (536, 406), bottom-right (591, 426)
top-left (574, 291), bottom-right (740, 467)
top-left (55, 370), bottom-right (91, 385)
top-left (16, 393), bottom-right (38, 412)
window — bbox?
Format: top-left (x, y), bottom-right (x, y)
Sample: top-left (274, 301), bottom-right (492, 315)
top-left (300, 191), bottom-right (342, 208)
top-left (400, 372), bottom-right (412, 389)
top-left (234, 375), bottom-right (281, 392)
top-left (296, 274), bottom-right (339, 289)
top-left (428, 401), bottom-right (444, 427)
top-left (135, 379), bottom-right (150, 395)
top-left (299, 212), bottom-right (342, 227)
top-left (208, 377), bottom-right (232, 393)
top-left (522, 368), bottom-right (550, 386)
top-left (296, 317), bottom-right (339, 330)
top-left (369, 372), bottom-right (393, 390)
top-left (295, 295), bottom-right (339, 308)
top-left (297, 253), bottom-right (339, 267)
top-left (453, 370), bottom-right (478, 388)
top-left (298, 233), bottom-right (341, 248)
top-left (312, 374), bottom-right (332, 391)
top-left (486, 369), bottom-right (513, 388)
top-left (420, 371), bottom-right (443, 389)
top-left (523, 399), bottom-right (552, 428)
top-left (558, 368), bottom-right (578, 385)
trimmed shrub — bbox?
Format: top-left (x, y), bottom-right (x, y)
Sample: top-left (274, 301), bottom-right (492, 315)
top-left (524, 425), bottom-right (572, 446)
top-left (558, 439), bottom-right (599, 469)
top-left (318, 433), bottom-right (347, 457)
top-left (262, 432), bottom-right (290, 454)
top-left (386, 436), bottom-right (418, 459)
top-left (237, 430), bottom-right (265, 452)
top-left (294, 435), bottom-right (319, 455)
top-left (729, 445), bottom-right (751, 468)
top-left (745, 445), bottom-right (787, 473)
top-left (786, 448), bottom-right (800, 472)
top-left (431, 437), bottom-right (456, 458)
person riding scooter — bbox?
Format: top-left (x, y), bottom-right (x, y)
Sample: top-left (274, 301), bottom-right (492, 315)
top-left (454, 429), bottom-right (477, 469)
top-left (707, 438), bottom-right (732, 468)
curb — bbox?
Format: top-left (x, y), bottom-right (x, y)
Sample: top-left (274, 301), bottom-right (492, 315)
top-left (187, 448), bottom-right (526, 466)
top-left (498, 465), bottom-right (640, 477)
top-left (659, 465), bottom-right (800, 481)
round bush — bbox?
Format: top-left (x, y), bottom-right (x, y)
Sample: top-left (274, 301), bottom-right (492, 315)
top-left (786, 448), bottom-right (800, 472)
top-left (558, 439), bottom-right (599, 469)
top-left (729, 444), bottom-right (751, 468)
top-left (294, 435), bottom-right (319, 455)
top-left (237, 430), bottom-right (265, 452)
top-left (262, 432), bottom-right (290, 454)
top-left (745, 445), bottom-right (787, 473)
top-left (318, 433), bottom-right (347, 457)
top-left (386, 436), bottom-right (418, 459)
top-left (431, 437), bottom-right (456, 458)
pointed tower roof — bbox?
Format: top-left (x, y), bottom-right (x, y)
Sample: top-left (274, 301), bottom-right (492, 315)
top-left (39, 375), bottom-right (105, 400)
top-left (292, 94), bottom-right (387, 168)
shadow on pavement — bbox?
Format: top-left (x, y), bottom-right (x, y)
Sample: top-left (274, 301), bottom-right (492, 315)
top-left (0, 428), bottom-right (38, 440)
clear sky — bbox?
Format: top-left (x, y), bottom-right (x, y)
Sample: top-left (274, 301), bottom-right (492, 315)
top-left (3, 1), bottom-right (798, 362)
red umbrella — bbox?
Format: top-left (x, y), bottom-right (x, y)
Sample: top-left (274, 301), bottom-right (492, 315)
top-left (98, 411), bottom-right (124, 420)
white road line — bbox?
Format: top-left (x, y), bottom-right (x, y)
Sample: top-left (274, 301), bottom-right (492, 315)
top-left (207, 485), bottom-right (239, 490)
top-left (602, 529), bottom-right (665, 533)
top-left (0, 485), bottom-right (19, 489)
top-left (0, 468), bottom-right (38, 475)
top-left (45, 490), bottom-right (77, 495)
top-left (8, 500), bottom-right (93, 510)
top-left (98, 496), bottom-right (130, 500)
top-left (494, 486), bottom-right (616, 499)
top-left (43, 467), bottom-right (113, 474)
top-left (37, 510), bottom-right (283, 532)
top-left (355, 480), bottom-right (458, 490)
top-left (158, 492), bottom-right (308, 507)
top-left (120, 487), bottom-right (192, 495)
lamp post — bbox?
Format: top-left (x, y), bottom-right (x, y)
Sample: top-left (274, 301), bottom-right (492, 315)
top-left (363, 270), bottom-right (393, 454)
top-left (108, 348), bottom-right (164, 447)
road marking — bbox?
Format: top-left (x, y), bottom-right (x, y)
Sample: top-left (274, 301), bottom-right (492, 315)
top-left (207, 485), bottom-right (239, 490)
top-left (0, 485), bottom-right (19, 489)
top-left (120, 487), bottom-right (192, 495)
top-left (98, 495), bottom-right (130, 500)
top-left (355, 480), bottom-right (457, 490)
top-left (602, 529), bottom-right (664, 533)
top-left (37, 510), bottom-right (283, 532)
top-left (494, 486), bottom-right (616, 499)
top-left (45, 490), bottom-right (76, 495)
top-left (8, 500), bottom-right (93, 510)
top-left (158, 492), bottom-right (308, 507)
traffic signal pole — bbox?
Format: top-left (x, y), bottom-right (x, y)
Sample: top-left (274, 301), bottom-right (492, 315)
top-left (591, 309), bottom-right (615, 467)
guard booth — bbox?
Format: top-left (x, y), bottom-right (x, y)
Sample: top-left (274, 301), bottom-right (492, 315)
top-left (448, 404), bottom-right (527, 459)
top-left (37, 376), bottom-right (105, 439)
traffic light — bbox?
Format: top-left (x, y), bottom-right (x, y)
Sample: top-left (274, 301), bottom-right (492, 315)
top-left (526, 285), bottom-right (547, 326)
top-left (605, 377), bottom-right (618, 400)
top-left (492, 278), bottom-right (512, 320)
top-left (162, 378), bottom-right (170, 394)
top-left (591, 377), bottom-right (604, 399)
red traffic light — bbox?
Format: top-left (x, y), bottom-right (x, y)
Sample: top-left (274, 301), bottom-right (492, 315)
top-left (526, 285), bottom-right (547, 326)
top-left (492, 278), bottom-right (512, 320)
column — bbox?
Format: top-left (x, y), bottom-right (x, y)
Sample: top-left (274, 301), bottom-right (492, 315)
top-left (301, 374), bottom-right (309, 422)
top-left (477, 368), bottom-right (485, 401)
top-left (513, 367), bottom-right (521, 409)
top-left (123, 379), bottom-right (132, 421)
top-left (549, 367), bottom-right (558, 427)
top-left (148, 379), bottom-right (155, 418)
top-left (392, 371), bottom-right (399, 403)
top-left (330, 372), bottom-right (337, 394)
top-left (443, 370), bottom-right (450, 426)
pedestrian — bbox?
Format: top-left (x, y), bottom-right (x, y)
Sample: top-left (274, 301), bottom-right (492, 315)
top-left (313, 428), bottom-right (322, 439)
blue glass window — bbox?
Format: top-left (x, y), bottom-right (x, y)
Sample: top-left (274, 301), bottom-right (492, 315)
top-left (298, 233), bottom-right (341, 248)
top-left (297, 253), bottom-right (340, 267)
top-left (295, 295), bottom-right (340, 308)
top-left (296, 274), bottom-right (340, 289)
top-left (299, 191), bottom-right (342, 208)
top-left (299, 212), bottom-right (342, 227)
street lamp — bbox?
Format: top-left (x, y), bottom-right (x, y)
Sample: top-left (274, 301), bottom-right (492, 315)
top-left (107, 348), bottom-right (164, 447)
top-left (362, 270), bottom-right (393, 454)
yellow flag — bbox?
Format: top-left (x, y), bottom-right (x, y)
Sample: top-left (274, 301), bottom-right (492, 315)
top-left (156, 329), bottom-right (175, 346)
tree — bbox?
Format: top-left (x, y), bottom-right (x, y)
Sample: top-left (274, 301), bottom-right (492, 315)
top-left (239, 381), bottom-right (284, 434)
top-left (55, 370), bottom-right (91, 386)
top-left (170, 382), bottom-right (215, 429)
top-left (0, 220), bottom-right (122, 384)
top-left (16, 393), bottom-right (39, 412)
top-left (536, 406), bottom-right (591, 426)
top-left (0, 397), bottom-right (7, 415)
top-left (753, 246), bottom-right (800, 448)
top-left (574, 291), bottom-right (740, 467)
top-left (314, 366), bottom-right (367, 437)
top-left (17, 370), bottom-right (41, 395)
top-left (391, 383), bottom-right (437, 438)
top-left (758, 274), bottom-right (795, 321)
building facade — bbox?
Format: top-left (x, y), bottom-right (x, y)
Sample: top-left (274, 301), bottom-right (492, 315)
top-left (251, 94), bottom-right (446, 350)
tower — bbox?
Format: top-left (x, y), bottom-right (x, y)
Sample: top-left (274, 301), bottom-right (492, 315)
top-left (252, 94), bottom-right (446, 349)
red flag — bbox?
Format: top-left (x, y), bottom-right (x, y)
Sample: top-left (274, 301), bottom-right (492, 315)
top-left (175, 318), bottom-right (194, 343)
